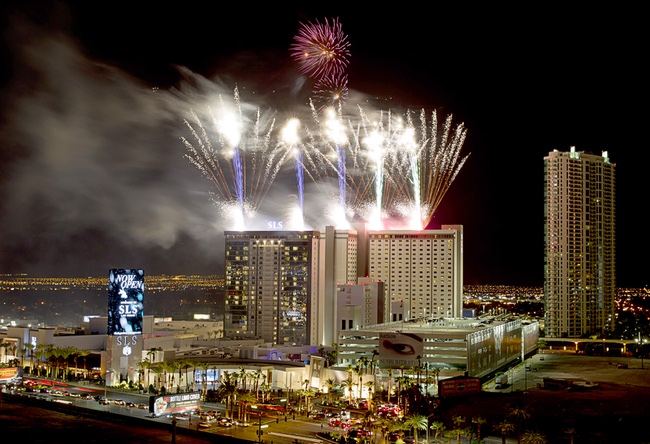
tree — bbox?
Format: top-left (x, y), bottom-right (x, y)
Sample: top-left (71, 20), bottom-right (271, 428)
top-left (520, 431), bottom-right (547, 444)
top-left (430, 421), bottom-right (445, 443)
top-left (403, 413), bottom-right (428, 444)
top-left (472, 416), bottom-right (487, 443)
top-left (508, 406), bottom-right (531, 443)
top-left (493, 420), bottom-right (515, 444)
top-left (341, 377), bottom-right (355, 405)
top-left (238, 391), bottom-right (257, 422)
top-left (452, 415), bottom-right (465, 444)
top-left (324, 378), bottom-right (338, 404)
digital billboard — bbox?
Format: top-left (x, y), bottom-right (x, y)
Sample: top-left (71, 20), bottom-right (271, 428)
top-left (149, 392), bottom-right (201, 416)
top-left (108, 269), bottom-right (144, 336)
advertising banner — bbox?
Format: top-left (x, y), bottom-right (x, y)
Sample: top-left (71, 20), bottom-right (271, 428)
top-left (108, 269), bottom-right (145, 335)
top-left (149, 392), bottom-right (201, 416)
top-left (0, 366), bottom-right (23, 383)
top-left (378, 332), bottom-right (424, 366)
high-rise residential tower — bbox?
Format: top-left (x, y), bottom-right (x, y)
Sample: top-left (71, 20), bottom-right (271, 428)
top-left (367, 225), bottom-right (464, 320)
top-left (224, 230), bottom-right (321, 345)
top-left (544, 147), bottom-right (616, 338)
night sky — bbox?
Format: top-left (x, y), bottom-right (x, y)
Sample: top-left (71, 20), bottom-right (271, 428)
top-left (0, 2), bottom-right (646, 287)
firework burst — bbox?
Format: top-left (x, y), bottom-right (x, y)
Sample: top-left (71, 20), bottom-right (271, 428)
top-left (311, 73), bottom-right (349, 111)
top-left (290, 17), bottom-right (351, 81)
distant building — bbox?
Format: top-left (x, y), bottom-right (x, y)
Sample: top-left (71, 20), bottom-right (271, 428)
top-left (543, 147), bottom-right (616, 338)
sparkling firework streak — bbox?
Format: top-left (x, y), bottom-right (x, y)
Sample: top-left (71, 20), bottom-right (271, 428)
top-left (290, 17), bottom-right (351, 80)
top-left (281, 118), bottom-right (305, 216)
top-left (301, 104), bottom-right (469, 229)
top-left (181, 91), bottom-right (468, 231)
top-left (180, 87), bottom-right (291, 227)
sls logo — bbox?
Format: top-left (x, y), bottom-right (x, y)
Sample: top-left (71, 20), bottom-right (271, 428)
top-left (267, 221), bottom-right (284, 229)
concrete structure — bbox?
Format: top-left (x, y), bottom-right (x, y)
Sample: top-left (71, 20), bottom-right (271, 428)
top-left (335, 317), bottom-right (540, 391)
top-left (367, 225), bottom-right (464, 320)
top-left (544, 147), bottom-right (616, 338)
top-left (318, 226), bottom-right (359, 347)
top-left (336, 279), bottom-right (385, 332)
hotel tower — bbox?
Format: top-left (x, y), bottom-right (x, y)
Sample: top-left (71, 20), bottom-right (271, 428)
top-left (543, 147), bottom-right (616, 338)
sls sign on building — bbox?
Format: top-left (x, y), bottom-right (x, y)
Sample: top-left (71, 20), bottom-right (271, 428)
top-left (105, 268), bottom-right (145, 386)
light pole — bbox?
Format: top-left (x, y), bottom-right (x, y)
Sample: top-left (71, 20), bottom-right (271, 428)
top-left (425, 412), bottom-right (436, 444)
top-left (104, 369), bottom-right (111, 399)
top-left (637, 331), bottom-right (646, 369)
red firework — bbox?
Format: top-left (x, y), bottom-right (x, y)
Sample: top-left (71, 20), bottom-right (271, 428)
top-left (290, 17), bottom-right (351, 80)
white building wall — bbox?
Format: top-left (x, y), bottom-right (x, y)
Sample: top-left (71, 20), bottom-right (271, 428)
top-left (367, 227), bottom-right (464, 321)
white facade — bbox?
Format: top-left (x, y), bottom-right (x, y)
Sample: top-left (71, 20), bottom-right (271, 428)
top-left (317, 226), bottom-right (359, 347)
top-left (336, 279), bottom-right (384, 332)
top-left (367, 226), bottom-right (464, 320)
top-left (543, 147), bottom-right (616, 338)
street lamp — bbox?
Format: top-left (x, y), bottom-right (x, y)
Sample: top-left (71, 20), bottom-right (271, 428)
top-left (636, 332), bottom-right (647, 369)
top-left (250, 406), bottom-right (267, 444)
top-left (425, 412), bottom-right (437, 444)
top-left (104, 369), bottom-right (111, 399)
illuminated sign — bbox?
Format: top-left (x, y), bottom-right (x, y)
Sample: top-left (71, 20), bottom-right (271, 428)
top-left (0, 367), bottom-right (23, 383)
top-left (267, 221), bottom-right (284, 229)
top-left (108, 269), bottom-right (144, 336)
top-left (150, 392), bottom-right (201, 416)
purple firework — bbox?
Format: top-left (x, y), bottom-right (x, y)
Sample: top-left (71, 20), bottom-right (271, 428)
top-left (290, 17), bottom-right (351, 80)
top-left (312, 73), bottom-right (349, 111)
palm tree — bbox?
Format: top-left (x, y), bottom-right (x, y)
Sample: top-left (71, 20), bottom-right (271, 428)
top-left (150, 362), bottom-right (164, 392)
top-left (324, 378), bottom-right (337, 404)
top-left (493, 419), bottom-right (515, 444)
top-left (403, 413), bottom-right (428, 444)
top-left (387, 368), bottom-right (393, 403)
top-left (563, 427), bottom-right (576, 444)
top-left (430, 421), bottom-right (445, 443)
top-left (364, 380), bottom-right (374, 408)
top-left (23, 343), bottom-right (34, 374)
top-left (238, 391), bottom-right (257, 422)
top-left (520, 431), bottom-right (547, 444)
top-left (452, 415), bottom-right (465, 444)
top-left (216, 371), bottom-right (238, 419)
top-left (341, 377), bottom-right (355, 405)
top-left (199, 362), bottom-right (210, 396)
top-left (78, 349), bottom-right (90, 379)
top-left (508, 406), bottom-right (531, 443)
top-left (472, 416), bottom-right (487, 443)
top-left (178, 358), bottom-right (193, 392)
top-left (373, 417), bottom-right (392, 444)
top-left (137, 359), bottom-right (150, 389)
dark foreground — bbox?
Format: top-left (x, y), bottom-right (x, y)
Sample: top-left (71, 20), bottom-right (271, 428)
top-left (0, 399), bottom-right (219, 444)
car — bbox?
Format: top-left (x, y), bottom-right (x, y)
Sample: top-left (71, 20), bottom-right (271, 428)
top-left (311, 412), bottom-right (326, 420)
top-left (540, 356), bottom-right (545, 360)
top-left (113, 399), bottom-right (126, 406)
top-left (137, 403), bottom-right (148, 410)
top-left (218, 417), bottom-right (234, 427)
top-left (198, 422), bottom-right (212, 429)
top-left (125, 402), bottom-right (137, 408)
top-left (236, 421), bottom-right (251, 427)
top-left (348, 428), bottom-right (372, 438)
